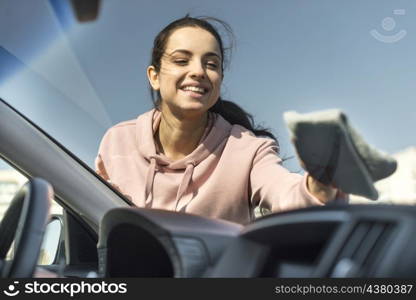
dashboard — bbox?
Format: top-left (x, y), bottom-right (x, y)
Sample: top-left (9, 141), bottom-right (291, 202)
top-left (97, 205), bottom-right (416, 278)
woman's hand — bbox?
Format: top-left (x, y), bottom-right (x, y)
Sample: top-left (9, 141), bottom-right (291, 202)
top-left (293, 137), bottom-right (339, 203)
top-left (306, 175), bottom-right (338, 203)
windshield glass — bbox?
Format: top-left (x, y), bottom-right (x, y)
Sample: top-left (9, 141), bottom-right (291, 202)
top-left (1, 0), bottom-right (415, 207)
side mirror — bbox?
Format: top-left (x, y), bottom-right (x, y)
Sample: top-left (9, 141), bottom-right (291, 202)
top-left (38, 215), bottom-right (64, 265)
top-left (70, 0), bottom-right (101, 22)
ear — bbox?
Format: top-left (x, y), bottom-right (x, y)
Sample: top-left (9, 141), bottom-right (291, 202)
top-left (147, 65), bottom-right (160, 91)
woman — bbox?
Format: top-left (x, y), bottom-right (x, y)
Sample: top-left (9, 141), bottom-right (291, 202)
top-left (95, 16), bottom-right (343, 224)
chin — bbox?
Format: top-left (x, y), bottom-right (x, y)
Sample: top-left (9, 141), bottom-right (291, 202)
top-left (176, 99), bottom-right (209, 111)
top-left (181, 106), bottom-right (208, 116)
top-left (169, 104), bottom-right (209, 119)
top-left (164, 97), bottom-right (217, 118)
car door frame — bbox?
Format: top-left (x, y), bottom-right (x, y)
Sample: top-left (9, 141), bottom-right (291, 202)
top-left (0, 98), bottom-right (131, 276)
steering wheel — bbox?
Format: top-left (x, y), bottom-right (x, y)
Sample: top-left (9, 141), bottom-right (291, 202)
top-left (0, 178), bottom-right (52, 278)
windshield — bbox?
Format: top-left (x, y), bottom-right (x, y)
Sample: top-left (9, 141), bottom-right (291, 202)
top-left (1, 0), bottom-right (415, 206)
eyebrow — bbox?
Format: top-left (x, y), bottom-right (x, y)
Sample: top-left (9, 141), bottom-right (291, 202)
top-left (169, 49), bottom-right (221, 59)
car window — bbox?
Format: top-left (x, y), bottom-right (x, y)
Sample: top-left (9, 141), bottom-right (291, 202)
top-left (0, 159), bottom-right (63, 221)
top-left (0, 158), bottom-right (62, 261)
top-left (1, 0), bottom-right (415, 211)
top-left (0, 159), bottom-right (28, 223)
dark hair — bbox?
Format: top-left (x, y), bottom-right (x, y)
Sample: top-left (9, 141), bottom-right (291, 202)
top-left (149, 15), bottom-right (278, 144)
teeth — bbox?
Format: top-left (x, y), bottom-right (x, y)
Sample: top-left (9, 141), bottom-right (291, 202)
top-left (182, 86), bottom-right (205, 93)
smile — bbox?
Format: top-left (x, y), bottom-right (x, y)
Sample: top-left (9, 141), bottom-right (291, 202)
top-left (180, 86), bottom-right (207, 94)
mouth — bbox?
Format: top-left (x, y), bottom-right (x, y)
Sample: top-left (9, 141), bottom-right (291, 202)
top-left (179, 82), bottom-right (210, 99)
top-left (180, 85), bottom-right (208, 95)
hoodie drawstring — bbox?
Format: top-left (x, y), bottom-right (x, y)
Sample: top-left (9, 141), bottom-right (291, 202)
top-left (144, 157), bottom-right (156, 207)
top-left (144, 158), bottom-right (196, 211)
top-left (137, 110), bottom-right (230, 211)
top-left (174, 162), bottom-right (195, 211)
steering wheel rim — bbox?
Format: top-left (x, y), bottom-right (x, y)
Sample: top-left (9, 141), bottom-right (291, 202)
top-left (0, 178), bottom-right (52, 278)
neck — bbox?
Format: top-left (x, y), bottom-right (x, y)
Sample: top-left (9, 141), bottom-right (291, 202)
top-left (156, 108), bottom-right (208, 161)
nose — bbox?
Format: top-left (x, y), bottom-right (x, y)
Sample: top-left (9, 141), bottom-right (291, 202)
top-left (189, 61), bottom-right (206, 79)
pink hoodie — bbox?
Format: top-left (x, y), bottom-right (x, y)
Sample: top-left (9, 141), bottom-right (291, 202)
top-left (95, 109), bottom-right (327, 224)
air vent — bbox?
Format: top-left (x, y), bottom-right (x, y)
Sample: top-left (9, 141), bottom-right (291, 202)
top-left (331, 220), bottom-right (395, 277)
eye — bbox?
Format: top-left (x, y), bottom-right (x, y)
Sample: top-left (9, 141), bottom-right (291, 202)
top-left (173, 59), bottom-right (188, 65)
top-left (206, 62), bottom-right (219, 69)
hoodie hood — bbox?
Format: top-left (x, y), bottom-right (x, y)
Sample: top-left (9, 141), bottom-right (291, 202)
top-left (136, 109), bottom-right (232, 210)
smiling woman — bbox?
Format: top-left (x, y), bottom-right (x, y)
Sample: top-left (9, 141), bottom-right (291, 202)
top-left (147, 25), bottom-right (223, 160)
top-left (148, 27), bottom-right (222, 117)
top-left (95, 15), bottom-right (343, 224)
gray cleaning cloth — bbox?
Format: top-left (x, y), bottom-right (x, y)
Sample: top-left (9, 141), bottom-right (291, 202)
top-left (283, 109), bottom-right (397, 200)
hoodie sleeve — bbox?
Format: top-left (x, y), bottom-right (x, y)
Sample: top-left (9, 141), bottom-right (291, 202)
top-left (95, 127), bottom-right (111, 181)
top-left (94, 132), bottom-right (125, 195)
top-left (250, 139), bottom-right (326, 213)
top-left (95, 153), bottom-right (109, 181)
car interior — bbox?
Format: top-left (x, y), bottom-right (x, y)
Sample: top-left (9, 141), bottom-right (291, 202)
top-left (1, 98), bottom-right (416, 278)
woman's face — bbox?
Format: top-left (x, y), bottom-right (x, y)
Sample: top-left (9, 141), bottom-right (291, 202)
top-left (148, 26), bottom-right (223, 118)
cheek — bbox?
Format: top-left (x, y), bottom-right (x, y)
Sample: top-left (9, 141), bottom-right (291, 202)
top-left (159, 73), bottom-right (181, 92)
top-left (159, 65), bottom-right (184, 83)
top-left (212, 77), bottom-right (222, 95)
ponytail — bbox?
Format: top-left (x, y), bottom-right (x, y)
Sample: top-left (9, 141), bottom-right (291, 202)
top-left (210, 98), bottom-right (278, 147)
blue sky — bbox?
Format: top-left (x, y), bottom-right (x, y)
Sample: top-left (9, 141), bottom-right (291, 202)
top-left (1, 0), bottom-right (415, 171)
